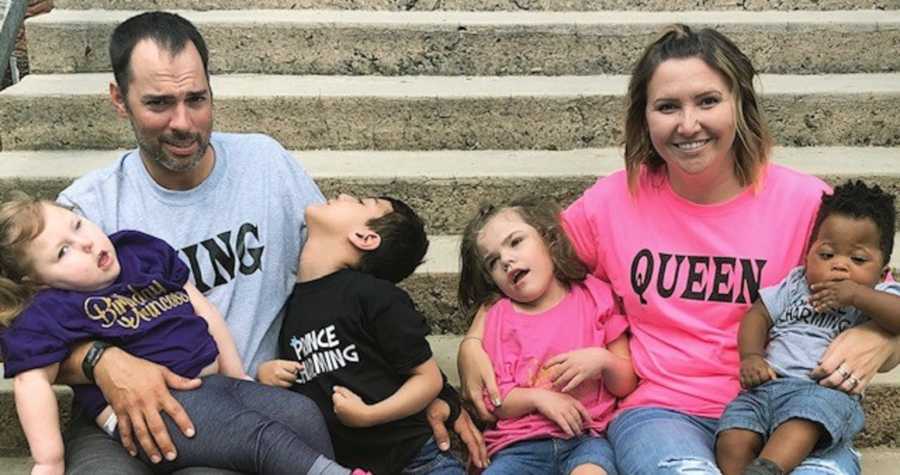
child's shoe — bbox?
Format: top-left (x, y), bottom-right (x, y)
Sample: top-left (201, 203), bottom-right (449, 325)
top-left (743, 458), bottom-right (784, 475)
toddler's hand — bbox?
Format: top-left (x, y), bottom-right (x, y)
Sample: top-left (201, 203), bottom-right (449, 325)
top-left (809, 280), bottom-right (860, 313)
top-left (740, 355), bottom-right (777, 389)
top-left (533, 390), bottom-right (591, 438)
top-left (257, 359), bottom-right (302, 388)
top-left (332, 386), bottom-right (373, 428)
top-left (31, 461), bottom-right (64, 475)
top-left (544, 347), bottom-right (609, 393)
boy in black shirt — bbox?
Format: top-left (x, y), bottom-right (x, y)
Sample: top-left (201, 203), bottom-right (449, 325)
top-left (259, 194), bottom-right (466, 475)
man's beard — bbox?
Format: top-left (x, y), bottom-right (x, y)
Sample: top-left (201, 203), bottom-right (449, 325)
top-left (133, 125), bottom-right (211, 173)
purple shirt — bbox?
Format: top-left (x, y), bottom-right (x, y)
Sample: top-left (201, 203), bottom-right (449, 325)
top-left (0, 230), bottom-right (218, 419)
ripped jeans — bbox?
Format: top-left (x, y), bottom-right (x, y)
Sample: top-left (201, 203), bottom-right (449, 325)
top-left (607, 407), bottom-right (860, 475)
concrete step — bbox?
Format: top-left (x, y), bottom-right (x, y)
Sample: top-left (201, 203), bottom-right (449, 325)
top-left (26, 10), bottom-right (900, 76)
top-left (2, 147), bottom-right (899, 234)
top-left (51, 0), bottom-right (900, 12)
top-left (3, 73), bottom-right (900, 151)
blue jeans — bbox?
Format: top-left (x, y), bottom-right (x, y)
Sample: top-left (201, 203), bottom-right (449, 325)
top-left (608, 407), bottom-right (860, 475)
top-left (718, 379), bottom-right (864, 454)
top-left (401, 437), bottom-right (466, 474)
top-left (66, 375), bottom-right (337, 474)
top-left (484, 435), bottom-right (618, 475)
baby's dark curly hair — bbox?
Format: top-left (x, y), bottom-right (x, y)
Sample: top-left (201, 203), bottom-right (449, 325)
top-left (811, 180), bottom-right (896, 265)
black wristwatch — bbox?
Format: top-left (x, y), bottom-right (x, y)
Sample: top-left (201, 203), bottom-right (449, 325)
top-left (82, 341), bottom-right (113, 383)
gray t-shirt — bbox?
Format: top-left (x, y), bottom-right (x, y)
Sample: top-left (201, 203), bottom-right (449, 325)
top-left (761, 266), bottom-right (900, 380)
top-left (58, 132), bottom-right (325, 375)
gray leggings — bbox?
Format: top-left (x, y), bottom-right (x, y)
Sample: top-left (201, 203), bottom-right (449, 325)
top-left (65, 375), bottom-right (339, 475)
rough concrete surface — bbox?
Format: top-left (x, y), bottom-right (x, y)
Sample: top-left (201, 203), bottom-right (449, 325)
top-left (2, 74), bottom-right (900, 151)
top-left (1, 147), bottom-right (899, 233)
top-left (52, 0), bottom-right (900, 11)
top-left (26, 10), bottom-right (900, 75)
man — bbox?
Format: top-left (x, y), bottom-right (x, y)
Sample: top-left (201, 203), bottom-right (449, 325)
top-left (54, 11), bottom-right (485, 474)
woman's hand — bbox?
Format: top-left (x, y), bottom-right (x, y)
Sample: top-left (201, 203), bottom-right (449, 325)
top-left (458, 337), bottom-right (499, 422)
top-left (532, 390), bottom-right (591, 438)
top-left (811, 322), bottom-right (896, 395)
top-left (545, 347), bottom-right (609, 393)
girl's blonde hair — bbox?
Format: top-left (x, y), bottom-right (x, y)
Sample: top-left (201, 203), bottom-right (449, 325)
top-left (457, 196), bottom-right (587, 319)
top-left (624, 24), bottom-right (773, 195)
top-left (0, 196), bottom-right (51, 327)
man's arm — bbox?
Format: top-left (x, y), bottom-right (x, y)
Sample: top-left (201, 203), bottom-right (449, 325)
top-left (55, 344), bottom-right (200, 463)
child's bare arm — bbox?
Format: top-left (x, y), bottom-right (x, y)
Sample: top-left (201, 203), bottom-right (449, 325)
top-left (810, 281), bottom-right (900, 334)
top-left (494, 388), bottom-right (591, 438)
top-left (738, 301), bottom-right (777, 388)
top-left (15, 364), bottom-right (64, 475)
top-left (184, 283), bottom-right (247, 379)
top-left (603, 334), bottom-right (638, 397)
top-left (333, 358), bottom-right (442, 428)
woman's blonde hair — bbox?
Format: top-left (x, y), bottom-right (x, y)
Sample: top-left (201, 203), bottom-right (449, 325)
top-left (0, 196), bottom-right (50, 327)
top-left (624, 24), bottom-right (773, 194)
top-left (457, 196), bottom-right (587, 320)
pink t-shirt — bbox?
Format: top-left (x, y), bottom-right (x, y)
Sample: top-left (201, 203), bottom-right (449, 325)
top-left (482, 275), bottom-right (629, 456)
top-left (561, 164), bottom-right (828, 418)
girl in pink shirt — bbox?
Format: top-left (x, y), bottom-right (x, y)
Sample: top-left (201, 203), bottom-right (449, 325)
top-left (458, 197), bottom-right (637, 475)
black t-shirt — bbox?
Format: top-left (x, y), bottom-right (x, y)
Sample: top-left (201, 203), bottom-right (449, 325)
top-left (279, 269), bottom-right (434, 474)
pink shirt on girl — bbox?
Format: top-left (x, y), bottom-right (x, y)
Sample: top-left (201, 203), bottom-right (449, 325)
top-left (482, 275), bottom-right (629, 456)
top-left (561, 164), bottom-right (828, 418)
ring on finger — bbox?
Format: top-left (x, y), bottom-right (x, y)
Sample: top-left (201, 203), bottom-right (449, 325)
top-left (837, 365), bottom-right (851, 379)
top-left (847, 376), bottom-right (860, 388)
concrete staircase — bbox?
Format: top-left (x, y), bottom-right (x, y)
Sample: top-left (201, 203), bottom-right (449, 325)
top-left (1, 0), bottom-right (899, 472)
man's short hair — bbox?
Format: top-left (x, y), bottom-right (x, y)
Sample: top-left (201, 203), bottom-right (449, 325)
top-left (109, 11), bottom-right (210, 99)
top-left (357, 197), bottom-right (429, 284)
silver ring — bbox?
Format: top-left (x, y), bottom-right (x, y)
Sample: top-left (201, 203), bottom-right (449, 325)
top-left (837, 366), bottom-right (851, 379)
top-left (847, 376), bottom-right (860, 388)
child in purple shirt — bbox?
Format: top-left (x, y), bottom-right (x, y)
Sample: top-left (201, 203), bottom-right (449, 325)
top-left (0, 198), bottom-right (368, 475)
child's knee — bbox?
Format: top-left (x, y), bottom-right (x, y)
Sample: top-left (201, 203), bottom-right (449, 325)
top-left (716, 429), bottom-right (763, 459)
top-left (570, 463), bottom-right (607, 475)
top-left (716, 429), bottom-right (763, 458)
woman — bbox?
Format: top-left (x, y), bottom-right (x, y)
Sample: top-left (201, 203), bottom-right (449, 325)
top-left (457, 24), bottom-right (899, 474)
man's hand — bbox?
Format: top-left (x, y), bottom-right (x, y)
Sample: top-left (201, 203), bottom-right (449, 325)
top-left (809, 280), bottom-right (860, 313)
top-left (93, 348), bottom-right (200, 463)
top-left (533, 390), bottom-right (591, 439)
top-left (545, 347), bottom-right (609, 393)
top-left (258, 359), bottom-right (302, 388)
top-left (332, 386), bottom-right (374, 428)
top-left (739, 355), bottom-right (777, 389)
top-left (425, 399), bottom-right (489, 470)
top-left (30, 461), bottom-right (64, 475)
top-left (458, 338), bottom-right (499, 423)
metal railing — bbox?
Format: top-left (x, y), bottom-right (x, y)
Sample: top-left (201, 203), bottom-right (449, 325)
top-left (1, 0), bottom-right (27, 85)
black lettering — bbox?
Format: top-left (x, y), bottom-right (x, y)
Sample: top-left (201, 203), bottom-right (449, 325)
top-left (680, 256), bottom-right (709, 301)
top-left (708, 257), bottom-right (737, 303)
top-left (201, 232), bottom-right (237, 287)
top-left (180, 244), bottom-right (210, 292)
top-left (237, 223), bottom-right (264, 275)
top-left (736, 259), bottom-right (767, 303)
top-left (656, 253), bottom-right (684, 298)
top-left (630, 249), bottom-right (654, 305)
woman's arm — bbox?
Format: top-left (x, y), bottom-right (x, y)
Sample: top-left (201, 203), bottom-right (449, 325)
top-left (602, 335), bottom-right (638, 397)
top-left (185, 282), bottom-right (247, 380)
top-left (457, 305), bottom-right (501, 421)
top-left (332, 358), bottom-right (443, 427)
top-left (15, 364), bottom-right (64, 475)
